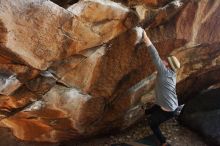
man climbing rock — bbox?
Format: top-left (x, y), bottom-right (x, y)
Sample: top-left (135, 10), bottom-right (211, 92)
top-left (142, 29), bottom-right (181, 146)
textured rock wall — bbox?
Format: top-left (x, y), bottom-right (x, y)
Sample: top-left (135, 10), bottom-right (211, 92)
top-left (180, 88), bottom-right (220, 145)
top-left (0, 0), bottom-right (219, 143)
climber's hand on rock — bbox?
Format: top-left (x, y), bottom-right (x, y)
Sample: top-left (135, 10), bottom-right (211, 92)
top-left (142, 29), bottom-right (152, 47)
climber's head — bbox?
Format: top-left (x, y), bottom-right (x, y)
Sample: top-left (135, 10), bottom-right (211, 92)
top-left (165, 55), bottom-right (180, 72)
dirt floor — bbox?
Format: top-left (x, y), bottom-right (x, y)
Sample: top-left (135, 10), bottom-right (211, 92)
top-left (72, 118), bottom-right (208, 146)
top-left (0, 117), bottom-right (208, 146)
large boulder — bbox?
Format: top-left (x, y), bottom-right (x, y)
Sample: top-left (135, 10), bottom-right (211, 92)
top-left (0, 27), bottom-right (155, 142)
top-left (0, 0), bottom-right (138, 70)
top-left (0, 0), bottom-right (219, 144)
top-left (180, 88), bottom-right (220, 146)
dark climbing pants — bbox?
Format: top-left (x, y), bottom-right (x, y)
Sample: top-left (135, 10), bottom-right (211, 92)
top-left (145, 105), bottom-right (175, 144)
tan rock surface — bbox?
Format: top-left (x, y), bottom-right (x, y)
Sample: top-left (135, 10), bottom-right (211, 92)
top-left (0, 0), bottom-right (137, 70)
top-left (0, 0), bottom-right (219, 143)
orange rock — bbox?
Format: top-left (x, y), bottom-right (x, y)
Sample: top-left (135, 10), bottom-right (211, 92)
top-left (0, 0), bottom-right (219, 143)
top-left (0, 86), bottom-right (38, 118)
top-left (0, 0), bottom-right (138, 70)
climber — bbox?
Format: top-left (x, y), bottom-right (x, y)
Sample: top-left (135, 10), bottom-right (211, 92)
top-left (141, 29), bottom-right (181, 146)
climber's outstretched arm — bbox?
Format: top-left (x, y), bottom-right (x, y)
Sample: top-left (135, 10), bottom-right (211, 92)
top-left (142, 30), bottom-right (166, 74)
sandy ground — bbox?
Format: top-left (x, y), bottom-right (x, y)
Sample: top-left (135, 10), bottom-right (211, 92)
top-left (61, 117), bottom-right (208, 146)
top-left (0, 117), bottom-right (208, 146)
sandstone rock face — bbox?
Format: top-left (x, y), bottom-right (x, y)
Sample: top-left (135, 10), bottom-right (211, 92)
top-left (0, 0), bottom-right (137, 70)
top-left (0, 0), bottom-right (219, 143)
top-left (144, 0), bottom-right (220, 102)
